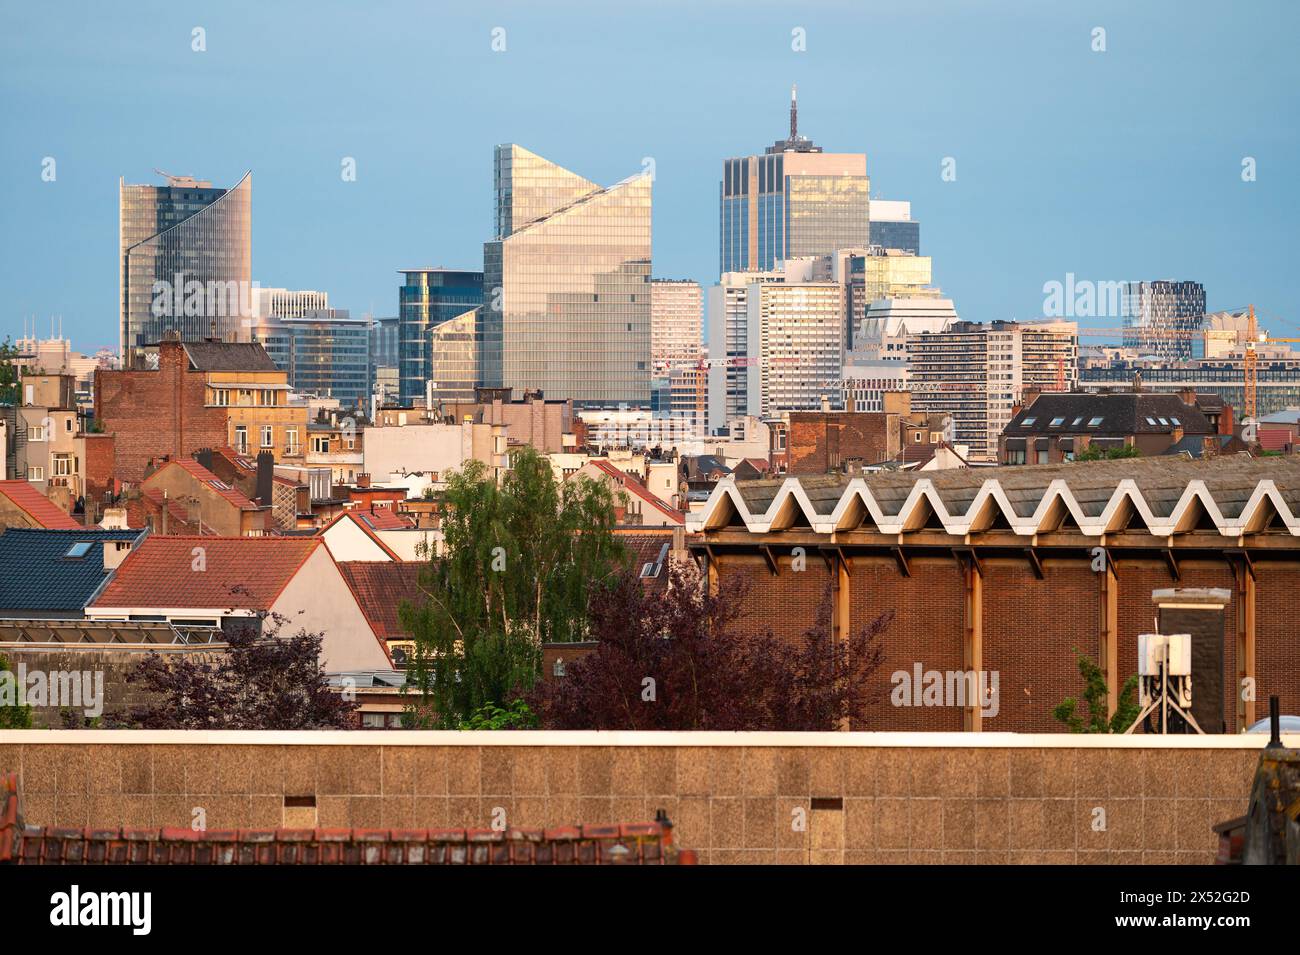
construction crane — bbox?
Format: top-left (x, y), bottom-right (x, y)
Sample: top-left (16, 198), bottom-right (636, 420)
top-left (1075, 304), bottom-right (1300, 421)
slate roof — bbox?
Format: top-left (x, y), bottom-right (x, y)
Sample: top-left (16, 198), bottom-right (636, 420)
top-left (91, 536), bottom-right (320, 611)
top-left (182, 341), bottom-right (280, 373)
top-left (1004, 392), bottom-right (1213, 436)
top-left (336, 561), bottom-right (425, 639)
top-left (688, 454), bottom-right (1300, 538)
top-left (0, 528), bottom-right (144, 613)
top-left (0, 481), bottom-right (81, 529)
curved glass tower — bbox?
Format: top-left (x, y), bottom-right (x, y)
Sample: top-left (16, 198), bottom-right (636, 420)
top-left (119, 172), bottom-right (251, 364)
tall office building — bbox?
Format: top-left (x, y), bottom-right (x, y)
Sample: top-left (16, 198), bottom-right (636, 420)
top-left (398, 269), bottom-right (484, 405)
top-left (650, 279), bottom-right (703, 377)
top-left (119, 172), bottom-right (251, 364)
top-left (369, 316), bottom-right (401, 405)
top-left (251, 287), bottom-right (329, 322)
top-left (255, 308), bottom-right (372, 411)
top-left (867, 199), bottom-right (920, 254)
top-left (482, 145), bottom-right (652, 407)
top-left (1121, 280), bottom-right (1206, 361)
top-left (823, 248), bottom-right (938, 349)
top-left (706, 259), bottom-right (843, 429)
top-left (909, 320), bottom-right (1078, 461)
top-left (719, 88), bottom-right (870, 274)
top-left (429, 309), bottom-right (479, 404)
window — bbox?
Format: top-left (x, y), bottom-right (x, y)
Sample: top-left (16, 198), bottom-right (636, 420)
top-left (345, 434), bottom-right (355, 450)
top-left (312, 435), bottom-right (330, 454)
top-left (1021, 417), bottom-right (1036, 427)
top-left (235, 425), bottom-right (248, 454)
top-left (53, 455), bottom-right (72, 476)
top-left (1006, 449), bottom-right (1026, 465)
top-left (65, 542), bottom-right (93, 559)
top-left (27, 466), bottom-right (44, 480)
top-left (213, 389), bottom-right (229, 406)
top-left (65, 418), bottom-right (74, 433)
top-left (1157, 417), bottom-right (1169, 426)
top-left (261, 426), bottom-right (273, 448)
top-left (1170, 417), bottom-right (1181, 426)
top-left (286, 427), bottom-right (299, 454)
top-left (1072, 417), bottom-right (1083, 427)
top-left (261, 389), bottom-right (275, 406)
top-left (1049, 417), bottom-right (1065, 427)
top-left (1145, 417), bottom-right (1157, 425)
top-left (1087, 417), bottom-right (1104, 427)
top-left (28, 423), bottom-right (46, 442)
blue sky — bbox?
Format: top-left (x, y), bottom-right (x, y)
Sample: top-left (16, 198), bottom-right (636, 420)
top-left (2, 0), bottom-right (1297, 352)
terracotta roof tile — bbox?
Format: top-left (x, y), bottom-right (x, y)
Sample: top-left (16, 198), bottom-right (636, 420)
top-left (90, 536), bottom-right (320, 610)
top-left (336, 561), bottom-right (426, 639)
top-left (0, 480), bottom-right (81, 529)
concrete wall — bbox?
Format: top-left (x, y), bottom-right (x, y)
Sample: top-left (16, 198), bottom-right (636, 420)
top-left (1, 730), bottom-right (1283, 865)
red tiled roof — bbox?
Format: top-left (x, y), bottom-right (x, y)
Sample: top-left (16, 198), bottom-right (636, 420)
top-left (164, 459), bottom-right (258, 510)
top-left (0, 480), bottom-right (81, 529)
top-left (336, 561), bottom-right (426, 639)
top-left (586, 461), bottom-right (684, 525)
top-left (91, 536), bottom-right (320, 610)
top-left (141, 486), bottom-right (202, 532)
top-left (354, 506), bottom-right (414, 531)
top-left (0, 773), bottom-right (690, 864)
top-left (319, 511), bottom-right (403, 561)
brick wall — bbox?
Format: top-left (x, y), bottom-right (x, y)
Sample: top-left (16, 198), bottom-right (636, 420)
top-left (0, 733), bottom-right (1271, 864)
top-left (80, 433), bottom-right (116, 520)
top-left (787, 413), bottom-right (892, 474)
top-left (95, 342), bottom-right (228, 484)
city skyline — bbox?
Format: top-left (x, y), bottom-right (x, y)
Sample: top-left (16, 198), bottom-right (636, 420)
top-left (2, 1), bottom-right (1299, 352)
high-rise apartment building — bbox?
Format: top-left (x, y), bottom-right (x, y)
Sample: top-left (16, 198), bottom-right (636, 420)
top-left (482, 145), bottom-right (652, 407)
top-left (119, 172), bottom-right (251, 364)
top-left (706, 259), bottom-right (843, 429)
top-left (1121, 280), bottom-right (1206, 361)
top-left (719, 88), bottom-right (870, 274)
top-left (909, 320), bottom-right (1077, 460)
top-left (650, 279), bottom-right (703, 378)
top-left (398, 269), bottom-right (484, 405)
top-left (867, 199), bottom-right (920, 254)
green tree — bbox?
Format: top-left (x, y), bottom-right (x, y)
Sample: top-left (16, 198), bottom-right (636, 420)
top-left (1075, 444), bottom-right (1141, 462)
top-left (0, 653), bottom-right (34, 729)
top-left (1053, 649), bottom-right (1139, 733)
top-left (400, 446), bottom-right (627, 728)
top-left (0, 338), bottom-right (21, 406)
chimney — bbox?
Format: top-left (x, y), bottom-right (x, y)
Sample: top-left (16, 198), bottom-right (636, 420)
top-left (196, 447), bottom-right (214, 473)
top-left (1202, 436), bottom-right (1218, 459)
top-left (102, 539), bottom-right (132, 572)
top-left (357, 473), bottom-right (372, 488)
top-left (1176, 387), bottom-right (1197, 408)
top-left (1022, 386), bottom-right (1042, 409)
top-left (98, 506), bottom-right (128, 530)
top-left (256, 450), bottom-right (274, 507)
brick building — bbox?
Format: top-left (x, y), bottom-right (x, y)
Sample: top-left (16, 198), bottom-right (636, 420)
top-left (786, 394), bottom-right (952, 475)
top-left (687, 455), bottom-right (1300, 733)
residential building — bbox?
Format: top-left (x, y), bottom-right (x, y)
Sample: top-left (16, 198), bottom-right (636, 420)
top-left (650, 279), bottom-right (703, 378)
top-left (397, 269), bottom-right (484, 405)
top-left (569, 459), bottom-right (684, 527)
top-left (306, 419), bottom-right (363, 485)
top-left (707, 267), bottom-right (786, 430)
top-left (867, 198), bottom-right (920, 254)
top-left (0, 480), bottom-right (83, 531)
top-left (119, 172), bottom-right (251, 363)
top-left (785, 394), bottom-right (951, 474)
top-left (128, 457), bottom-right (272, 536)
top-left (482, 144), bottom-right (652, 407)
top-left (363, 419), bottom-right (508, 485)
top-left (435, 387), bottom-right (574, 454)
top-left (998, 389), bottom-right (1227, 464)
top-left (909, 320), bottom-right (1078, 461)
top-left (1121, 280), bottom-right (1207, 361)
top-left (195, 341), bottom-right (309, 466)
top-left (86, 536), bottom-right (393, 672)
top-left (335, 560), bottom-right (426, 668)
top-left (2, 373), bottom-right (84, 509)
top-left (0, 527), bottom-right (144, 618)
top-left (720, 87), bottom-right (870, 273)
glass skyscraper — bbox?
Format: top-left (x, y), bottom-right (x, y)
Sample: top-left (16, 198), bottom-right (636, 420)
top-left (256, 309), bottom-right (372, 411)
top-left (719, 89), bottom-right (869, 275)
top-left (481, 144), bottom-right (652, 407)
top-left (1121, 280), bottom-right (1207, 361)
top-left (398, 269), bottom-right (484, 405)
top-left (119, 172), bottom-right (251, 364)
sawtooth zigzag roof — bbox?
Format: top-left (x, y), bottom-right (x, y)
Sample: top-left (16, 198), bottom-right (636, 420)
top-left (686, 455), bottom-right (1300, 538)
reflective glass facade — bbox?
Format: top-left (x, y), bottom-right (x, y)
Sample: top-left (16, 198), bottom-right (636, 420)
top-left (430, 309), bottom-right (478, 403)
top-left (868, 219), bottom-right (921, 255)
top-left (398, 269), bottom-right (484, 405)
top-left (482, 145), bottom-right (652, 407)
top-left (720, 151), bottom-right (868, 274)
top-left (257, 312), bottom-right (372, 411)
top-left (119, 173), bottom-right (251, 362)
top-left (1121, 280), bottom-right (1207, 361)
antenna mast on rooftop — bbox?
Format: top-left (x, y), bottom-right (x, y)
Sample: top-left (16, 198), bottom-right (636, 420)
top-left (790, 84), bottom-right (798, 140)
